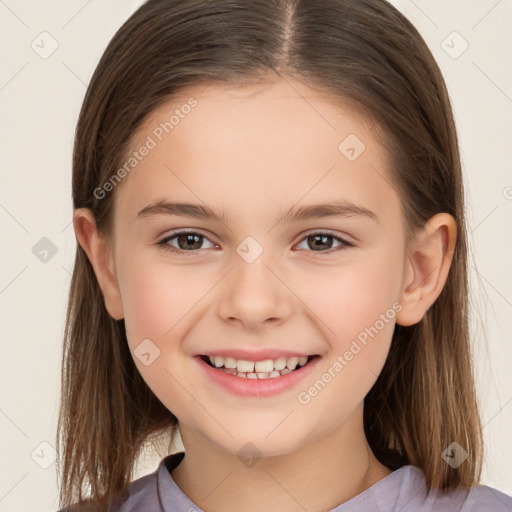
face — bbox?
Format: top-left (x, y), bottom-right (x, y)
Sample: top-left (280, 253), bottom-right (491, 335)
top-left (105, 77), bottom-right (408, 457)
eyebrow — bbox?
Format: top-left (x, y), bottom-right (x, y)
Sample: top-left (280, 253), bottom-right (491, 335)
top-left (137, 199), bottom-right (378, 225)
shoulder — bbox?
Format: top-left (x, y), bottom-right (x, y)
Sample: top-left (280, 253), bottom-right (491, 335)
top-left (398, 466), bottom-right (512, 511)
top-left (445, 482), bottom-right (512, 511)
top-left (56, 462), bottom-right (162, 512)
top-left (56, 452), bottom-right (187, 512)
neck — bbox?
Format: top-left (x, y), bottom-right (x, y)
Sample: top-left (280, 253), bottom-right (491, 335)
top-left (171, 405), bottom-right (392, 512)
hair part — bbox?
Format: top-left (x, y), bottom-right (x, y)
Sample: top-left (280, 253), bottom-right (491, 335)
top-left (57, 0), bottom-right (483, 508)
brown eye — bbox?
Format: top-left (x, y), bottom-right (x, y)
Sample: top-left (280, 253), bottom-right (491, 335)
top-left (295, 232), bottom-right (353, 254)
top-left (158, 231), bottom-right (215, 254)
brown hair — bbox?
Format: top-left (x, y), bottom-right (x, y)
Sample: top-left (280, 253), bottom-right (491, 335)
top-left (57, 0), bottom-right (484, 509)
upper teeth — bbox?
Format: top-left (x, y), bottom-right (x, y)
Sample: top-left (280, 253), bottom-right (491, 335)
top-left (209, 355), bottom-right (309, 373)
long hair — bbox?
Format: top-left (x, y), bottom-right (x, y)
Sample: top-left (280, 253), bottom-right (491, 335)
top-left (57, 0), bottom-right (483, 509)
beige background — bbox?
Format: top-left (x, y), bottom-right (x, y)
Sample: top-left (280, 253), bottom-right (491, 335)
top-left (0, 0), bottom-right (510, 510)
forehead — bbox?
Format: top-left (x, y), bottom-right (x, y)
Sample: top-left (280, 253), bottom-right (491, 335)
top-left (114, 77), bottom-right (397, 226)
top-left (137, 78), bottom-right (375, 144)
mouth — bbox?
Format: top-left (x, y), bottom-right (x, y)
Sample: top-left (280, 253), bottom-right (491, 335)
top-left (199, 354), bottom-right (319, 380)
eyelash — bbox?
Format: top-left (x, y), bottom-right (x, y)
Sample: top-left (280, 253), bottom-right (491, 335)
top-left (157, 230), bottom-right (354, 256)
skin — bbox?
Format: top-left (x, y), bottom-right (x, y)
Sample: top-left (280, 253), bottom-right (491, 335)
top-left (74, 76), bottom-right (457, 511)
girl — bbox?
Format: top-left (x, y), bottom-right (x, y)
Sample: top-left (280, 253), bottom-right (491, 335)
top-left (57, 0), bottom-right (512, 511)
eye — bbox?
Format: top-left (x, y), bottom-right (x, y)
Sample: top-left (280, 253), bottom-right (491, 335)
top-left (157, 231), bottom-right (216, 254)
top-left (157, 230), bottom-right (353, 255)
top-left (294, 231), bottom-right (353, 255)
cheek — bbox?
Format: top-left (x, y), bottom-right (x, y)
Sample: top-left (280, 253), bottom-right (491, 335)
top-left (116, 259), bottom-right (199, 411)
top-left (296, 250), bottom-right (403, 340)
top-left (117, 256), bottom-right (220, 357)
top-left (294, 258), bottom-right (401, 420)
top-left (117, 256), bottom-right (188, 345)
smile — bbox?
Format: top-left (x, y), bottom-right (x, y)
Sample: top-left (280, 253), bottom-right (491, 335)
top-left (196, 352), bottom-right (321, 397)
top-left (200, 354), bottom-right (313, 380)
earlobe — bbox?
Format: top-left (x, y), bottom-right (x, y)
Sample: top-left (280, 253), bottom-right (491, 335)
top-left (395, 213), bottom-right (457, 327)
top-left (73, 208), bottom-right (124, 320)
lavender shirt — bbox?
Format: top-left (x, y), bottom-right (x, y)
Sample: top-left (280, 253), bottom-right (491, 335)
top-left (59, 451), bottom-right (512, 511)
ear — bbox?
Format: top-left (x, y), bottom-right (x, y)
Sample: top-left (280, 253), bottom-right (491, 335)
top-left (395, 213), bottom-right (457, 327)
top-left (73, 208), bottom-right (124, 320)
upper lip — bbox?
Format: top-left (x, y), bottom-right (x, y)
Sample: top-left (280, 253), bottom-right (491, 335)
top-left (197, 348), bottom-right (316, 361)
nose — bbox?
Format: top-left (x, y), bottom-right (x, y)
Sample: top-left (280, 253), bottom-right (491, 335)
top-left (216, 252), bottom-right (294, 331)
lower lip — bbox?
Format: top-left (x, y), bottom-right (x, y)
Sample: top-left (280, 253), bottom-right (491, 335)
top-left (195, 355), bottom-right (320, 398)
